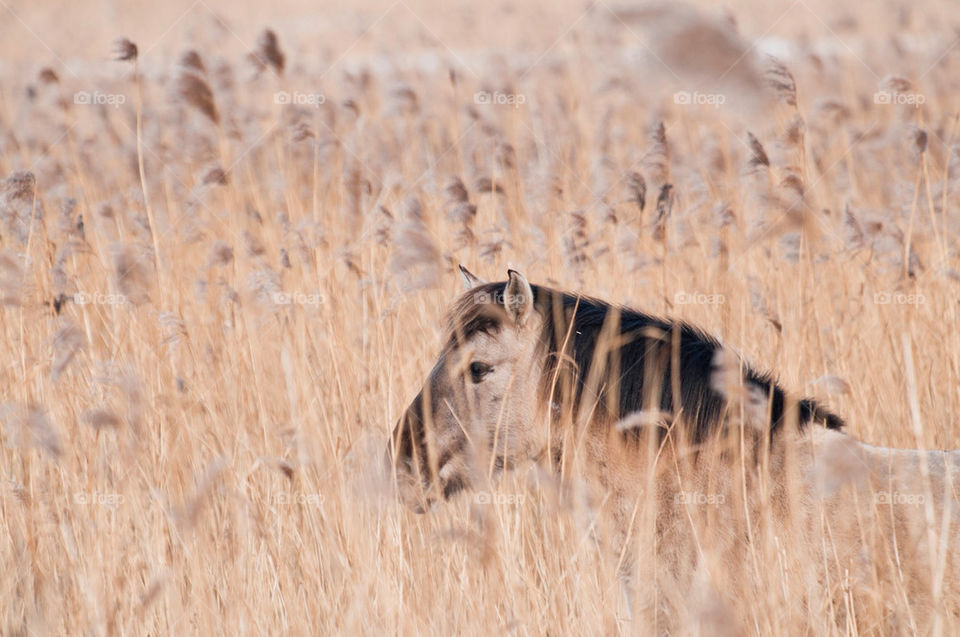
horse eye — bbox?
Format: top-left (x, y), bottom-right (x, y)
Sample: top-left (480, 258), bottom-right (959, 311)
top-left (469, 362), bottom-right (493, 384)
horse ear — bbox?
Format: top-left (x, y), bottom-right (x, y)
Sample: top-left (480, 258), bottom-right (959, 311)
top-left (505, 269), bottom-right (534, 327)
top-left (458, 264), bottom-right (485, 290)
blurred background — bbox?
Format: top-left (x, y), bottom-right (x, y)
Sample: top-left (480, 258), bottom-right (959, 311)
top-left (3, 1), bottom-right (960, 634)
top-left (2, 0), bottom-right (958, 77)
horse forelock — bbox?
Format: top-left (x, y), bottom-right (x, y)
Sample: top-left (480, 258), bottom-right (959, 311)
top-left (442, 282), bottom-right (510, 351)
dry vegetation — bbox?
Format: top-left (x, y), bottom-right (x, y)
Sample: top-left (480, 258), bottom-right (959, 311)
top-left (2, 0), bottom-right (960, 634)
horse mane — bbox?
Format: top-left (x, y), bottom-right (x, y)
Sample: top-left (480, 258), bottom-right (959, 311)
top-left (446, 281), bottom-right (844, 442)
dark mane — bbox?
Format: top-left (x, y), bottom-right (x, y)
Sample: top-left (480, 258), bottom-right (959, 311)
top-left (447, 281), bottom-right (844, 442)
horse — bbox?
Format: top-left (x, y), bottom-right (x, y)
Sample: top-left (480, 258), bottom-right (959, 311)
top-left (387, 267), bottom-right (960, 629)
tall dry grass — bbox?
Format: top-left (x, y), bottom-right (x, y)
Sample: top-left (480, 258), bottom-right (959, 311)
top-left (2, 1), bottom-right (960, 634)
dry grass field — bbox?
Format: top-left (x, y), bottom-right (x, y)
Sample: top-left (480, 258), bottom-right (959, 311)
top-left (2, 0), bottom-right (960, 634)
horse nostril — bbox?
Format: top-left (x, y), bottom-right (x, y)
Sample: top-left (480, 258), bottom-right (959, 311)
top-left (442, 473), bottom-right (468, 499)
